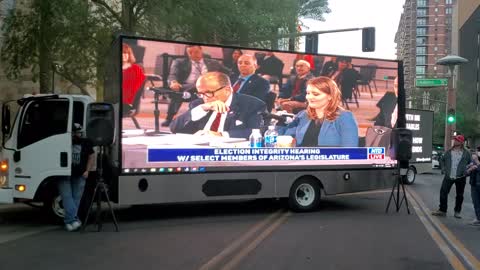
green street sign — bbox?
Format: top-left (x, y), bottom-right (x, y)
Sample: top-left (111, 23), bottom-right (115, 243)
top-left (416, 78), bottom-right (448, 87)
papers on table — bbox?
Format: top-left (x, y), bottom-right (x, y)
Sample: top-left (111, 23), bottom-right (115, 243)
top-left (122, 132), bottom-right (247, 148)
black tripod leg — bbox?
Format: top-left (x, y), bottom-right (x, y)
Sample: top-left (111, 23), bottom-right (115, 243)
top-left (81, 184), bottom-right (99, 232)
top-left (102, 185), bottom-right (119, 232)
top-left (396, 176), bottom-right (401, 212)
top-left (386, 176), bottom-right (398, 213)
top-left (400, 177), bottom-right (411, 214)
top-left (95, 189), bottom-right (103, 232)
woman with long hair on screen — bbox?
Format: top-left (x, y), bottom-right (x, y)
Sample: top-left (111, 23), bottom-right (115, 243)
top-left (281, 76), bottom-right (359, 147)
top-left (122, 43), bottom-right (145, 111)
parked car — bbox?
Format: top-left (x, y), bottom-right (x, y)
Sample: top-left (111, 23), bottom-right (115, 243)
top-left (432, 151), bottom-right (440, 169)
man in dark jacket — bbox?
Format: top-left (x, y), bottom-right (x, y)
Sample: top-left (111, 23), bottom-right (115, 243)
top-left (170, 72), bottom-right (266, 139)
top-left (230, 54), bottom-right (270, 103)
top-left (432, 135), bottom-right (472, 218)
top-left (277, 60), bottom-right (313, 114)
top-left (466, 146), bottom-right (480, 226)
top-left (163, 45), bottom-right (230, 126)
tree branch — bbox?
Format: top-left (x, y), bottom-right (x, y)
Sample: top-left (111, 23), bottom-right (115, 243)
top-left (91, 0), bottom-right (125, 28)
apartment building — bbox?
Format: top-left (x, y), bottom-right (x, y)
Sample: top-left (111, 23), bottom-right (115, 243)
top-left (395, 0), bottom-right (455, 101)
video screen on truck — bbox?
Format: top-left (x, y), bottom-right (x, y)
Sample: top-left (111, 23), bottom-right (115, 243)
top-left (406, 109), bottom-right (433, 164)
top-left (120, 37), bottom-right (399, 174)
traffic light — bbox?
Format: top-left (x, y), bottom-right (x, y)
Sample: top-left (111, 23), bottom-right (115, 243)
top-left (447, 108), bottom-right (456, 124)
top-left (362, 27), bottom-right (375, 52)
top-left (305, 34), bottom-right (318, 53)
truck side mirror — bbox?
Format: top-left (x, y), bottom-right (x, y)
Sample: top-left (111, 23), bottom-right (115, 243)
top-left (2, 104), bottom-right (11, 135)
top-left (362, 27), bottom-right (375, 52)
top-left (2, 104), bottom-right (11, 147)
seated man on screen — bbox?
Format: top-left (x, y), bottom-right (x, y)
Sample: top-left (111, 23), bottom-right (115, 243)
top-left (277, 60), bottom-right (314, 114)
top-left (170, 72), bottom-right (266, 139)
top-left (231, 54), bottom-right (270, 103)
top-left (162, 45), bottom-right (230, 127)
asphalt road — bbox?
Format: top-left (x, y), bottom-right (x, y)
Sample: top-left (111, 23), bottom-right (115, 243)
top-left (0, 170), bottom-right (479, 270)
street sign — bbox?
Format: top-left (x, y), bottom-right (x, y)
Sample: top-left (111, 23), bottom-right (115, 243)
top-left (415, 78), bottom-right (448, 87)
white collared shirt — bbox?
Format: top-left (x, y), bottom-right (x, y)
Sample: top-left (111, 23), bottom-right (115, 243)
top-left (191, 94), bottom-right (233, 137)
top-left (185, 59), bottom-right (207, 85)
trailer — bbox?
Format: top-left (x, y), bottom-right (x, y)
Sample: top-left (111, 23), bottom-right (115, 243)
top-left (0, 36), bottom-right (406, 220)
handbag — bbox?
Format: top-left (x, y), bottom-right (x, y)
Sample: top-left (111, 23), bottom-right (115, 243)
top-left (365, 125), bottom-right (392, 149)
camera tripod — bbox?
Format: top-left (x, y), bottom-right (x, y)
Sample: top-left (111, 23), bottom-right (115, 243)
top-left (82, 146), bottom-right (119, 232)
top-left (385, 162), bottom-right (410, 214)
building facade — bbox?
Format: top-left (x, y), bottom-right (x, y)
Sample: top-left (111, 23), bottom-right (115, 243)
top-left (396, 0), bottom-right (455, 108)
top-left (454, 0), bottom-right (480, 112)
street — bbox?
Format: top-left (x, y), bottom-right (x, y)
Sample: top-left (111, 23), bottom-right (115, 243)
top-left (1, 170), bottom-right (479, 270)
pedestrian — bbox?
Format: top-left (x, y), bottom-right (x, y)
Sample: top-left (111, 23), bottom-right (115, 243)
top-left (432, 135), bottom-right (472, 218)
top-left (57, 123), bottom-right (95, 231)
top-left (466, 147), bottom-right (480, 226)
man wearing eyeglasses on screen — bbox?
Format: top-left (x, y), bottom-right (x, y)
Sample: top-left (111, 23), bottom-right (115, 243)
top-left (169, 72), bottom-right (266, 139)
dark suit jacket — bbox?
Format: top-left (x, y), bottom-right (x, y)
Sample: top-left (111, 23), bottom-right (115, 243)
top-left (168, 57), bottom-right (230, 86)
top-left (279, 73), bottom-right (314, 102)
top-left (372, 92), bottom-right (397, 128)
top-left (256, 55), bottom-right (284, 78)
top-left (233, 74), bottom-right (270, 103)
top-left (170, 93), bottom-right (266, 139)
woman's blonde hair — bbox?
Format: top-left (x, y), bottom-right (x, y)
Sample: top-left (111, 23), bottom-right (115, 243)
top-left (306, 76), bottom-right (345, 121)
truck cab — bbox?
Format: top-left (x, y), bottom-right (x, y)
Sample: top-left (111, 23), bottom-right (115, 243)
top-left (0, 94), bottom-right (94, 218)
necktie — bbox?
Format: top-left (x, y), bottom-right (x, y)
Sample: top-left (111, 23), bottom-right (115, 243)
top-left (194, 62), bottom-right (202, 75)
top-left (210, 112), bottom-right (222, 132)
top-left (232, 78), bottom-right (244, 93)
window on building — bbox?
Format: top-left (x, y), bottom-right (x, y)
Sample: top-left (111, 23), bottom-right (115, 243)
top-left (434, 7), bottom-right (438, 13)
top-left (416, 56), bottom-right (426, 65)
top-left (416, 27), bottom-right (427, 35)
top-left (417, 18), bottom-right (427, 25)
top-left (416, 66), bottom-right (426, 75)
top-left (416, 47), bottom-right (427, 54)
top-left (434, 17), bottom-right (438, 22)
top-left (417, 8), bottom-right (427, 16)
top-left (434, 66), bottom-right (437, 71)
top-left (446, 7), bottom-right (452, 14)
top-left (446, 0), bottom-right (452, 4)
top-left (416, 37), bottom-right (427, 45)
top-left (417, 0), bottom-right (427, 7)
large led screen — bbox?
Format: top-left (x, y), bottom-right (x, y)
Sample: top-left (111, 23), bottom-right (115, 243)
top-left (120, 37), bottom-right (400, 173)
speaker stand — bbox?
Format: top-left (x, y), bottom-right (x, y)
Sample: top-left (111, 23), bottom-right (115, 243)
top-left (385, 166), bottom-right (410, 214)
top-left (81, 146), bottom-right (119, 232)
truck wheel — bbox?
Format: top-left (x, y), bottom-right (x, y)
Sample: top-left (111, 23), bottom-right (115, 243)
top-left (42, 191), bottom-right (64, 224)
top-left (404, 166), bottom-right (416, 185)
top-left (288, 178), bottom-right (321, 212)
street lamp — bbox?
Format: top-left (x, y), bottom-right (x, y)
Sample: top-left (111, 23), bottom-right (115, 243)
top-left (436, 55), bottom-right (468, 151)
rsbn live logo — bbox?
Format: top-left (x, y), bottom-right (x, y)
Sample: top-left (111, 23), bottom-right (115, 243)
top-left (368, 147), bottom-right (385, 159)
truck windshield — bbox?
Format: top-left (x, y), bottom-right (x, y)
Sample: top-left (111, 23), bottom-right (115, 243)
top-left (17, 99), bottom-right (69, 149)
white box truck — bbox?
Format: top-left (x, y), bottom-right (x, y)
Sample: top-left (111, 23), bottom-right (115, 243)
top-left (0, 36), bottom-right (407, 220)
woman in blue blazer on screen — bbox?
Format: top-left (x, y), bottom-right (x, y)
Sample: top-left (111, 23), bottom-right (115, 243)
top-left (281, 76), bottom-right (359, 147)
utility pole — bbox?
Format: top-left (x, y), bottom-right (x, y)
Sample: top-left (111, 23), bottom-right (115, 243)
top-left (436, 55), bottom-right (468, 151)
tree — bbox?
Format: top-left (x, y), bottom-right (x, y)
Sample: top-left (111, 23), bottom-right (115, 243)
top-left (1, 0), bottom-right (102, 94)
top-left (1, 0), bottom-right (331, 96)
top-left (455, 82), bottom-right (480, 141)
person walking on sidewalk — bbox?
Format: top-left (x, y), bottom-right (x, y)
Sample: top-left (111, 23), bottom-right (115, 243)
top-left (466, 147), bottom-right (480, 226)
top-left (58, 123), bottom-right (95, 231)
top-left (432, 135), bottom-right (472, 218)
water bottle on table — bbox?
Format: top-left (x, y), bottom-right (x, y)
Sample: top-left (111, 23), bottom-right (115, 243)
top-left (264, 125), bottom-right (278, 147)
top-left (249, 129), bottom-right (263, 148)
